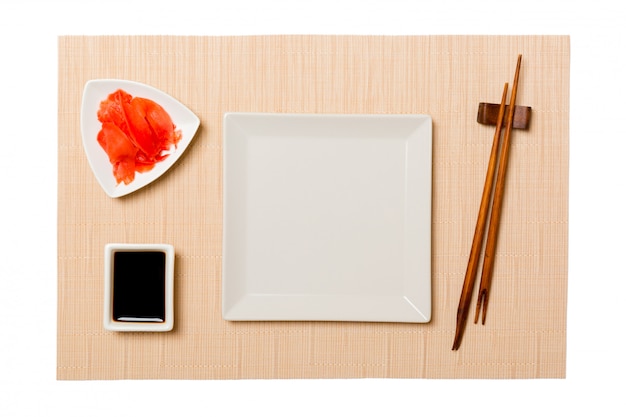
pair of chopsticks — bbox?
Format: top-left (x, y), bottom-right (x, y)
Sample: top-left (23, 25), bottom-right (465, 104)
top-left (452, 55), bottom-right (522, 351)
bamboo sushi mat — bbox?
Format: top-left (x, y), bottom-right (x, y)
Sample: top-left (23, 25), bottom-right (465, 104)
top-left (58, 35), bottom-right (569, 379)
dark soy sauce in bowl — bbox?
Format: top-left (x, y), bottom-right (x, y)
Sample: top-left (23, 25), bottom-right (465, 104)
top-left (112, 251), bottom-right (166, 322)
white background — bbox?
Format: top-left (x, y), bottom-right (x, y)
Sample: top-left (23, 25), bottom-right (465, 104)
top-left (1, 0), bottom-right (624, 415)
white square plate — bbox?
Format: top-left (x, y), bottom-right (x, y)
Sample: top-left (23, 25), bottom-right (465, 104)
top-left (222, 113), bottom-right (432, 322)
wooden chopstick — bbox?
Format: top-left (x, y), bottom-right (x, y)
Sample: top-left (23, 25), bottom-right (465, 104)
top-left (451, 81), bottom-right (509, 351)
top-left (474, 54), bottom-right (523, 325)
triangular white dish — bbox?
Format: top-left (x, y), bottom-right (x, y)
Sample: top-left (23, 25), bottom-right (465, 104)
top-left (81, 79), bottom-right (200, 198)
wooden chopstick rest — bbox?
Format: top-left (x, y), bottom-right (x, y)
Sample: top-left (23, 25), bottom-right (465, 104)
top-left (477, 102), bottom-right (531, 129)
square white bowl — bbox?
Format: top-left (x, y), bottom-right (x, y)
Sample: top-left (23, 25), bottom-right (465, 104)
top-left (103, 243), bottom-right (175, 331)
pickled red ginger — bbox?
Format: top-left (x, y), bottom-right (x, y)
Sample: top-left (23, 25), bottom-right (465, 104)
top-left (96, 89), bottom-right (182, 185)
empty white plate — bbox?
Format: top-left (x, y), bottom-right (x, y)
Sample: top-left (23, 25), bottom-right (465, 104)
top-left (222, 113), bottom-right (432, 322)
top-left (81, 79), bottom-right (200, 198)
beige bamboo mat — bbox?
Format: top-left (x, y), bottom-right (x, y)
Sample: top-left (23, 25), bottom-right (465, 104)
top-left (58, 35), bottom-right (569, 379)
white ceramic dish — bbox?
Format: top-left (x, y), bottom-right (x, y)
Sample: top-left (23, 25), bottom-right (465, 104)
top-left (103, 243), bottom-right (175, 332)
top-left (222, 113), bottom-right (432, 322)
top-left (81, 79), bottom-right (200, 198)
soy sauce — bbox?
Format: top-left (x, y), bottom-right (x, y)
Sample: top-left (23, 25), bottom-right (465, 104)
top-left (112, 251), bottom-right (166, 322)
